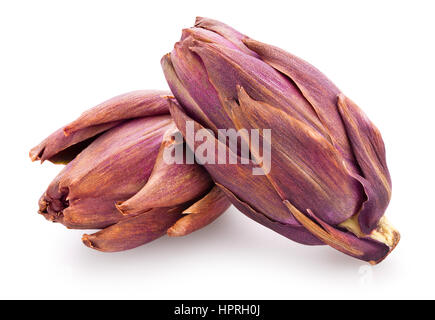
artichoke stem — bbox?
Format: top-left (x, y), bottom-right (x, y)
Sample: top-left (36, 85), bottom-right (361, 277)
top-left (339, 215), bottom-right (400, 248)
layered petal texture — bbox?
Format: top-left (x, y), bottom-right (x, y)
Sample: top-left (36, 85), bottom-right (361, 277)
top-left (162, 17), bottom-right (399, 264)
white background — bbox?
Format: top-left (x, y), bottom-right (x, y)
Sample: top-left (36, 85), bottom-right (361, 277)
top-left (1, 0), bottom-right (434, 299)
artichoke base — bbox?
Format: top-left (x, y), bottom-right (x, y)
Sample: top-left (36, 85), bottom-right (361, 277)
top-left (339, 215), bottom-right (400, 249)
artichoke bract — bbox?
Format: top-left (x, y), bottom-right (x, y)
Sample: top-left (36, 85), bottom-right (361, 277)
top-left (161, 17), bottom-right (399, 264)
top-left (30, 91), bottom-right (230, 252)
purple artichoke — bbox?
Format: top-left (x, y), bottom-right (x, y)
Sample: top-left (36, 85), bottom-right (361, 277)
top-left (161, 17), bottom-right (399, 264)
top-left (30, 91), bottom-right (230, 252)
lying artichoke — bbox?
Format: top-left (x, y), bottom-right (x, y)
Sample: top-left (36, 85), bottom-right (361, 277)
top-left (30, 90), bottom-right (230, 252)
top-left (161, 17), bottom-right (399, 264)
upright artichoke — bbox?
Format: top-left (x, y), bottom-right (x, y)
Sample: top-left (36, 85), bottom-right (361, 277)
top-left (30, 91), bottom-right (230, 252)
top-left (161, 17), bottom-right (399, 263)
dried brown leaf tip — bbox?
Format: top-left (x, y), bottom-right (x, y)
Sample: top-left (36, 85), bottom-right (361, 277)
top-left (31, 91), bottom-right (230, 252)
